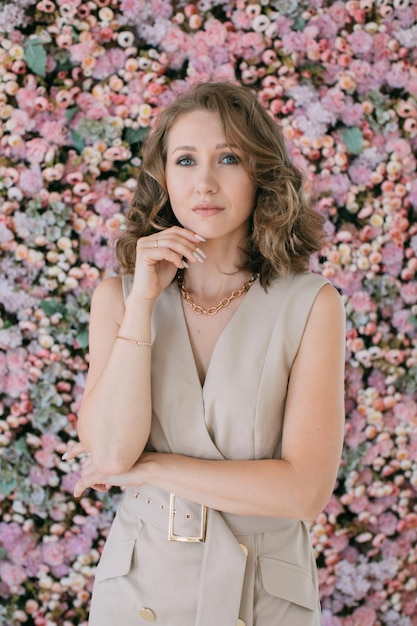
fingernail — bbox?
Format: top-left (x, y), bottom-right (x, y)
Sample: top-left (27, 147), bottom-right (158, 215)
top-left (192, 251), bottom-right (205, 263)
top-left (62, 452), bottom-right (69, 461)
top-left (182, 259), bottom-right (190, 269)
top-left (195, 247), bottom-right (207, 259)
top-left (194, 233), bottom-right (206, 242)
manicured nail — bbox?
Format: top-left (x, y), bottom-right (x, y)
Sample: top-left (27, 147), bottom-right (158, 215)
top-left (182, 259), bottom-right (190, 268)
top-left (62, 451), bottom-right (69, 461)
top-left (194, 233), bottom-right (206, 242)
top-left (195, 247), bottom-right (206, 259)
top-left (193, 251), bottom-right (205, 263)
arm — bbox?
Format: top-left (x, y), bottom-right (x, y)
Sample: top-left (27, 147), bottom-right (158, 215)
top-left (76, 276), bottom-right (154, 475)
top-left (77, 227), bottom-right (206, 475)
top-left (75, 284), bottom-right (346, 521)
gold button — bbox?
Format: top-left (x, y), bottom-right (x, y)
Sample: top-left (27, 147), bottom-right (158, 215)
top-left (239, 543), bottom-right (248, 557)
top-left (237, 619), bottom-right (245, 626)
top-left (139, 607), bottom-right (155, 622)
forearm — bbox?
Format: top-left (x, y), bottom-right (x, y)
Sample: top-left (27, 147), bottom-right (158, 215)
top-left (141, 454), bottom-right (332, 521)
top-left (78, 295), bottom-right (154, 474)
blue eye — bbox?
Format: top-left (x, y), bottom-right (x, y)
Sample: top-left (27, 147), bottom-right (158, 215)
top-left (221, 153), bottom-right (238, 164)
top-left (176, 156), bottom-right (194, 166)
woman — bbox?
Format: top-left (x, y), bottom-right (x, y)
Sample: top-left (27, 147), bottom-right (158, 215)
top-left (68, 81), bottom-right (345, 625)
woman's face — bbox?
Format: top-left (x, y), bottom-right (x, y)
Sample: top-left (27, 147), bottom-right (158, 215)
top-left (164, 110), bottom-right (257, 244)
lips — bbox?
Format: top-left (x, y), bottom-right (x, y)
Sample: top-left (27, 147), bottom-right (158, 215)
top-left (192, 204), bottom-right (224, 216)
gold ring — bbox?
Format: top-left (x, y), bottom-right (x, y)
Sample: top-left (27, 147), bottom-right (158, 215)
top-left (154, 240), bottom-right (158, 248)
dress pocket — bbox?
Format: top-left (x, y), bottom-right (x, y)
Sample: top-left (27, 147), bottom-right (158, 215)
top-left (259, 556), bottom-right (318, 611)
top-left (94, 538), bottom-right (136, 583)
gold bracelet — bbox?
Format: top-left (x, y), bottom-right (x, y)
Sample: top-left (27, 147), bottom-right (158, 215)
top-left (116, 335), bottom-right (152, 348)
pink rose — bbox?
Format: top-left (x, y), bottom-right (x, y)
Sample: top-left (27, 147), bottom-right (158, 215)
top-left (25, 138), bottom-right (49, 164)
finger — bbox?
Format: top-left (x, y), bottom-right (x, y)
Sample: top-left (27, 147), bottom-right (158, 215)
top-left (137, 237), bottom-right (206, 267)
top-left (150, 226), bottom-right (206, 245)
top-left (62, 441), bottom-right (89, 461)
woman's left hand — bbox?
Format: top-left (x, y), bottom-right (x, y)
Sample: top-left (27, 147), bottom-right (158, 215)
top-left (70, 446), bottom-right (153, 497)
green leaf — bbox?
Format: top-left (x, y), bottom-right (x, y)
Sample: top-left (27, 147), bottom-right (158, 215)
top-left (409, 314), bottom-right (417, 327)
top-left (340, 127), bottom-right (364, 156)
top-left (0, 477), bottom-right (17, 497)
top-left (65, 107), bottom-right (79, 123)
top-left (14, 438), bottom-right (30, 457)
top-left (24, 38), bottom-right (47, 77)
top-left (40, 299), bottom-right (67, 316)
top-left (124, 126), bottom-right (149, 145)
top-left (293, 16), bottom-right (306, 31)
top-left (70, 129), bottom-right (86, 152)
top-left (76, 328), bottom-right (89, 349)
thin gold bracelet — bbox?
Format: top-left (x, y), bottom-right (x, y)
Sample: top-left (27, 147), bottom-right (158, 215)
top-left (116, 335), bottom-right (152, 348)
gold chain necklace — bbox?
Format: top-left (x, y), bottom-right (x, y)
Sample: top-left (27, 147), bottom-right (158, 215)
top-left (177, 272), bottom-right (258, 316)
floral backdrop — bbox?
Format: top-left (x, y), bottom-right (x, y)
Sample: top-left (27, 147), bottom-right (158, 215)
top-left (0, 0), bottom-right (417, 624)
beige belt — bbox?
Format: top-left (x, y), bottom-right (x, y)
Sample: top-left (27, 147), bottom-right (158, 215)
top-left (123, 485), bottom-right (297, 626)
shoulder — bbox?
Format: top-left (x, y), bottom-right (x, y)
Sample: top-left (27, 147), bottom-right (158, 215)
top-left (267, 272), bottom-right (335, 306)
top-left (306, 279), bottom-right (346, 338)
top-left (92, 275), bottom-right (123, 300)
top-left (270, 272), bottom-right (345, 336)
top-left (90, 276), bottom-right (125, 324)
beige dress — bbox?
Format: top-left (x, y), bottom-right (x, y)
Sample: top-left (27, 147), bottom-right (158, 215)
top-left (88, 272), bottom-right (328, 626)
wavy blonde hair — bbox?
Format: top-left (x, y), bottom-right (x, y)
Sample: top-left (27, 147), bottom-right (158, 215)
top-left (115, 81), bottom-right (325, 287)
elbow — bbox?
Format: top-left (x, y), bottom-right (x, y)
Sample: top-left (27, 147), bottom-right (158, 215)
top-left (92, 450), bottom-right (138, 476)
top-left (298, 489), bottom-right (333, 523)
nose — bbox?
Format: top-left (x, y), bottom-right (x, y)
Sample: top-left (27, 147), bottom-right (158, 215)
top-left (194, 164), bottom-right (218, 195)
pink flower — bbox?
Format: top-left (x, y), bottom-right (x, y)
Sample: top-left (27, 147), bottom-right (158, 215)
top-left (341, 103), bottom-right (364, 126)
top-left (18, 166), bottom-right (43, 196)
top-left (344, 410), bottom-right (366, 449)
top-left (204, 18), bottom-right (227, 47)
top-left (393, 400), bottom-right (416, 425)
top-left (92, 48), bottom-right (126, 80)
top-left (69, 41), bottom-right (95, 63)
top-left (39, 119), bottom-right (67, 145)
top-left (348, 164), bottom-right (372, 185)
top-left (351, 606), bottom-right (377, 626)
top-left (75, 93), bottom-right (109, 119)
top-left (15, 85), bottom-right (37, 112)
top-left (120, 0), bottom-right (145, 20)
top-left (230, 9), bottom-right (252, 31)
top-left (9, 109), bottom-right (35, 135)
top-left (407, 180), bottom-right (417, 208)
top-left (281, 31), bottom-right (306, 53)
top-left (25, 138), bottom-right (49, 164)
top-left (385, 62), bottom-right (409, 89)
top-left (374, 513), bottom-right (398, 536)
top-left (392, 309), bottom-right (415, 335)
top-left (322, 88), bottom-right (346, 114)
top-left (349, 291), bottom-right (376, 313)
top-left (0, 562), bottom-right (26, 590)
top-left (34, 449), bottom-right (56, 469)
top-left (328, 1), bottom-right (349, 27)
top-left (41, 541), bottom-right (66, 567)
top-left (41, 432), bottom-right (62, 451)
top-left (348, 31), bottom-right (373, 56)
top-left (160, 28), bottom-right (189, 69)
top-left (381, 242), bottom-right (404, 277)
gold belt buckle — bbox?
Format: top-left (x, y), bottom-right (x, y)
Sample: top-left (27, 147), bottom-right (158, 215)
top-left (168, 493), bottom-right (208, 543)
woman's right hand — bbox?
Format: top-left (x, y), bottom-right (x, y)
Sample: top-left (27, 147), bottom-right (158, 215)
top-left (130, 226), bottom-right (206, 302)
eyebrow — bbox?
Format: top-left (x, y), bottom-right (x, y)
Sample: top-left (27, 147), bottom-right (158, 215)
top-left (172, 143), bottom-right (239, 153)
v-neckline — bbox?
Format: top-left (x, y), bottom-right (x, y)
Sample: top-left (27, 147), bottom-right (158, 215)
top-left (174, 277), bottom-right (260, 391)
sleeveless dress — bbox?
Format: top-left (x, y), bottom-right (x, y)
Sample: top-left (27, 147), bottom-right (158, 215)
top-left (88, 272), bottom-right (328, 626)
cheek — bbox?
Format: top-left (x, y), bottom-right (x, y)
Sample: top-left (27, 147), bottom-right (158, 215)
top-left (242, 181), bottom-right (257, 209)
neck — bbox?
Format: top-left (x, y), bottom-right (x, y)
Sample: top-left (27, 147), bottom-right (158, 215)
top-left (180, 264), bottom-right (252, 300)
top-left (177, 270), bottom-right (257, 316)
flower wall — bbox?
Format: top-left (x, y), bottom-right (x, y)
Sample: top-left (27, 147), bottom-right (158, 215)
top-left (0, 0), bottom-right (417, 624)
